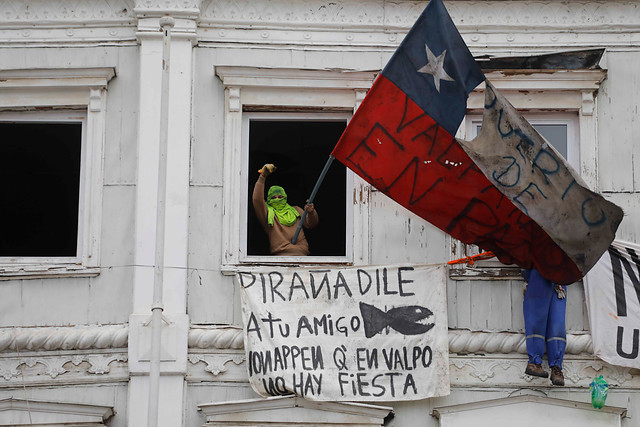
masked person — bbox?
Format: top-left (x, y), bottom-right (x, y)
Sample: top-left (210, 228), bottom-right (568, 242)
top-left (522, 268), bottom-right (567, 386)
top-left (252, 163), bottom-right (319, 256)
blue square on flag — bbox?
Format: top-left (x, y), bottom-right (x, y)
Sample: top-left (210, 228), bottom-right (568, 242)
top-left (382, 0), bottom-right (485, 136)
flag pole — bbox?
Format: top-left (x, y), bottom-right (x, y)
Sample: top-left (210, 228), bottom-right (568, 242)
top-left (291, 155), bottom-right (334, 244)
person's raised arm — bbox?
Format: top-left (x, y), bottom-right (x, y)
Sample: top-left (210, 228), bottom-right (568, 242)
top-left (252, 164), bottom-right (276, 229)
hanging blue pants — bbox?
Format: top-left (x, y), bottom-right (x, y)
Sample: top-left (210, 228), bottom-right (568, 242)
top-left (523, 269), bottom-right (567, 369)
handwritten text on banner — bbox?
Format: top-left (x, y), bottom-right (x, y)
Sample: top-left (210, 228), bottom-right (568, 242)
top-left (237, 264), bottom-right (450, 401)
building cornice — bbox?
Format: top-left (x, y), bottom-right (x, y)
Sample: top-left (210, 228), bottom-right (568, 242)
top-left (132, 0), bottom-right (202, 21)
top-left (198, 0), bottom-right (640, 31)
top-left (0, 1), bottom-right (639, 50)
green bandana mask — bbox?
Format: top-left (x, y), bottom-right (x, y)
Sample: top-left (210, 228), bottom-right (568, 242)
top-left (266, 186), bottom-right (300, 227)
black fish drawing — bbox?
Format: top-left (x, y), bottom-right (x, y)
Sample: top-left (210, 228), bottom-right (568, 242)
top-left (359, 302), bottom-right (434, 338)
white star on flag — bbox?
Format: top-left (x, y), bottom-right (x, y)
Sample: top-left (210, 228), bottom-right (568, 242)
top-left (417, 44), bottom-right (455, 92)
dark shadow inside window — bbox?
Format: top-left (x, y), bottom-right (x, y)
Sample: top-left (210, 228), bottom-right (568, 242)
top-left (247, 120), bottom-right (347, 256)
top-left (0, 122), bottom-right (82, 257)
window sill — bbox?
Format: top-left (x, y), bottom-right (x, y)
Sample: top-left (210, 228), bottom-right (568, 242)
top-left (222, 257), bottom-right (353, 276)
top-left (0, 264), bottom-right (100, 281)
top-left (448, 266), bottom-right (523, 281)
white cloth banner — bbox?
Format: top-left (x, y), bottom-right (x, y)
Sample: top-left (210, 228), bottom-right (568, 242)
top-left (584, 240), bottom-right (640, 368)
top-left (237, 264), bottom-right (450, 401)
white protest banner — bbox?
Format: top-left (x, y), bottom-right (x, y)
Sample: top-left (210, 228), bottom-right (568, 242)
top-left (584, 240), bottom-right (640, 368)
top-left (237, 264), bottom-right (449, 401)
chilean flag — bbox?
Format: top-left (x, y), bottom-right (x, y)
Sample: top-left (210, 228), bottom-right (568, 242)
top-left (332, 0), bottom-right (623, 285)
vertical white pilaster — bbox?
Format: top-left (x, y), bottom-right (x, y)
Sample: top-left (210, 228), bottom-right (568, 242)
top-left (128, 375), bottom-right (187, 427)
top-left (352, 89), bottom-right (371, 266)
top-left (580, 90), bottom-right (598, 191)
top-left (221, 86), bottom-right (243, 265)
top-left (83, 87), bottom-right (107, 268)
top-left (129, 6), bottom-right (199, 427)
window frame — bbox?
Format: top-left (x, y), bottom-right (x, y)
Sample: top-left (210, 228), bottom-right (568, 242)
top-left (0, 67), bottom-right (114, 280)
top-left (466, 112), bottom-right (580, 169)
top-left (240, 111), bottom-right (353, 264)
top-left (0, 397), bottom-right (114, 426)
top-left (432, 395), bottom-right (626, 427)
top-left (0, 110), bottom-right (87, 264)
top-left (215, 66), bottom-right (377, 272)
top-left (460, 113), bottom-right (581, 270)
top-left (450, 68), bottom-right (606, 280)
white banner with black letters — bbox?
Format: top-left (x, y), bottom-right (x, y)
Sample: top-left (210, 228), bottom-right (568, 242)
top-left (584, 240), bottom-right (640, 368)
top-left (237, 264), bottom-right (449, 401)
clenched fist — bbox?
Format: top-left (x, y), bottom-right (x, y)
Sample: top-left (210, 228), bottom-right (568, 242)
top-left (258, 163), bottom-right (276, 177)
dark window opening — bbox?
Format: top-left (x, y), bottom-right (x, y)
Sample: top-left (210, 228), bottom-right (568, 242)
top-left (0, 122), bottom-right (82, 257)
top-left (247, 120), bottom-right (347, 257)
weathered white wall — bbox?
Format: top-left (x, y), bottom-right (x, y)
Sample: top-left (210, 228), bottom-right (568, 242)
top-left (598, 51), bottom-right (640, 193)
top-left (187, 48), bottom-right (234, 325)
top-left (597, 51), bottom-right (640, 245)
top-left (447, 279), bottom-right (589, 332)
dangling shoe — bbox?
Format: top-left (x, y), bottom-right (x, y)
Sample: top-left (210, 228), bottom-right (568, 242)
top-left (525, 363), bottom-right (549, 378)
top-left (550, 365), bottom-right (565, 386)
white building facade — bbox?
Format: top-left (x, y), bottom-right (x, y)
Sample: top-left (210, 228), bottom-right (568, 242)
top-left (0, 0), bottom-right (639, 426)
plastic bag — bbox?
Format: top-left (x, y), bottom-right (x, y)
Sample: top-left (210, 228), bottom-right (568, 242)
top-left (589, 375), bottom-right (609, 409)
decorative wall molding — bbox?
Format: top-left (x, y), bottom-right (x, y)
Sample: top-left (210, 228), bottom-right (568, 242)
top-left (0, 351), bottom-right (128, 387)
top-left (183, 328), bottom-right (629, 390)
top-left (448, 330), bottom-right (593, 355)
top-left (449, 355), bottom-right (639, 388)
top-left (133, 0), bottom-right (202, 18)
top-left (0, 0), bottom-right (135, 24)
top-left (1, 1), bottom-right (639, 49)
top-left (188, 326), bottom-right (244, 350)
top-left (0, 354), bottom-right (127, 380)
top-left (0, 325), bottom-right (593, 356)
top-left (188, 352), bottom-right (245, 376)
top-left (3, 0), bottom-right (638, 30)
top-left (187, 349), bottom-right (247, 383)
top-left (0, 325), bottom-right (128, 353)
top-left (185, 350), bottom-right (638, 389)
top-left (0, 0), bottom-right (137, 45)
top-left (199, 0), bottom-right (640, 30)
top-left (196, 0), bottom-right (640, 50)
top-left (188, 326), bottom-right (593, 355)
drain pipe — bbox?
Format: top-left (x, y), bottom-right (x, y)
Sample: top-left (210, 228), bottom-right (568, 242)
top-left (147, 15), bottom-right (174, 427)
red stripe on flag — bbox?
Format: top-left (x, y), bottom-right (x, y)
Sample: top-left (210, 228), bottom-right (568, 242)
top-left (332, 75), bottom-right (582, 284)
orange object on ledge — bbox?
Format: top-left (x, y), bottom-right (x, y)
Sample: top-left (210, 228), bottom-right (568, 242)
top-left (447, 251), bottom-right (495, 266)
